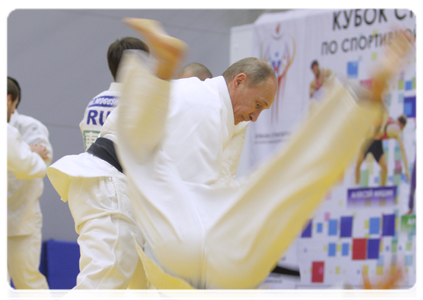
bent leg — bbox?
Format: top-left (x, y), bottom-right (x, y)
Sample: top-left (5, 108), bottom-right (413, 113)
top-left (74, 216), bottom-right (143, 289)
top-left (205, 81), bottom-right (383, 289)
top-left (355, 151), bottom-right (366, 185)
top-left (378, 154), bottom-right (388, 186)
top-left (123, 18), bottom-right (187, 80)
top-left (116, 18), bottom-right (186, 165)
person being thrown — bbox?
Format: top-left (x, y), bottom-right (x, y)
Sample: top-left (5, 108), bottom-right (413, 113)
top-left (115, 18), bottom-right (413, 289)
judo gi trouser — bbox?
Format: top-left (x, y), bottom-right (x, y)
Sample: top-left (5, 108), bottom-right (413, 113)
top-left (67, 175), bottom-right (147, 289)
top-left (7, 218), bottom-right (49, 289)
top-left (116, 52), bottom-right (382, 289)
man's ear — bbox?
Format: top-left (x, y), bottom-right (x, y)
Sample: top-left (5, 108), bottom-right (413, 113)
top-left (233, 73), bottom-right (247, 89)
top-left (6, 94), bottom-right (12, 105)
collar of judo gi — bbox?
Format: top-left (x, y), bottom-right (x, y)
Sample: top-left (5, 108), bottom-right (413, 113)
top-left (209, 77), bottom-right (252, 137)
top-left (206, 76), bottom-right (235, 146)
top-left (108, 82), bottom-right (122, 93)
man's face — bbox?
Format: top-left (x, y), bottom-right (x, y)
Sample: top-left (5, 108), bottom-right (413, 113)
top-left (231, 75), bottom-right (276, 125)
top-left (7, 94), bottom-right (17, 123)
top-left (312, 64), bottom-right (319, 76)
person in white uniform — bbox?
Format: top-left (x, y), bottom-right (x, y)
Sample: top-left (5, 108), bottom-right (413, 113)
top-left (47, 37), bottom-right (153, 290)
top-left (7, 77), bottom-right (50, 289)
top-left (79, 37), bottom-right (150, 151)
top-left (112, 19), bottom-right (414, 289)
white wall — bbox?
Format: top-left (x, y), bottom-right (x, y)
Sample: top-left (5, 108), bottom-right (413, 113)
top-left (7, 9), bottom-right (284, 242)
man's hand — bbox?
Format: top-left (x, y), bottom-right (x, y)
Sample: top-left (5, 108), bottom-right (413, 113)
top-left (30, 143), bottom-right (49, 160)
top-left (362, 265), bottom-right (404, 289)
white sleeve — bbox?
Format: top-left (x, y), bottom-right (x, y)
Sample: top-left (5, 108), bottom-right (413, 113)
top-left (14, 115), bottom-right (53, 166)
top-left (7, 124), bottom-right (47, 179)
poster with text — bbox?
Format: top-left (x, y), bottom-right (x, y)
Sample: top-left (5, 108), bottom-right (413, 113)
top-left (252, 9), bottom-right (416, 289)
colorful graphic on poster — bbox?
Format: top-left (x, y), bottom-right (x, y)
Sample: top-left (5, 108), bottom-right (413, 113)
top-left (251, 9), bottom-right (416, 288)
top-left (260, 23), bottom-right (296, 124)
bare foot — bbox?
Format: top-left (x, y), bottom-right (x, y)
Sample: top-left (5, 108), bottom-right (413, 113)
top-left (370, 30), bottom-right (415, 102)
top-left (123, 18), bottom-right (188, 80)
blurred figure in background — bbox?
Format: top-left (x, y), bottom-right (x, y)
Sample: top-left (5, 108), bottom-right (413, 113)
top-left (177, 62), bottom-right (212, 81)
top-left (7, 76), bottom-right (51, 289)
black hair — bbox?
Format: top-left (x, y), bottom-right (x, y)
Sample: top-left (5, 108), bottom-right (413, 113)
top-left (397, 114), bottom-right (407, 127)
top-left (310, 60), bottom-right (319, 69)
top-left (7, 76), bottom-right (21, 107)
top-left (107, 37), bottom-right (150, 80)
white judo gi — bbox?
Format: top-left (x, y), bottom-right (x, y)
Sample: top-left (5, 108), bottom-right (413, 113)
top-left (7, 111), bottom-right (51, 289)
top-left (47, 152), bottom-right (148, 289)
top-left (5, 110), bottom-right (53, 299)
top-left (48, 83), bottom-right (148, 289)
top-left (114, 52), bottom-right (382, 289)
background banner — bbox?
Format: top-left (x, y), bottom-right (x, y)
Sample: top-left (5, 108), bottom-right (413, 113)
top-left (251, 9), bottom-right (416, 288)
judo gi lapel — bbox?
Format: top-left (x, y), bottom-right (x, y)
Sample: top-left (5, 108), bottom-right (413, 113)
top-left (207, 76), bottom-right (235, 150)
